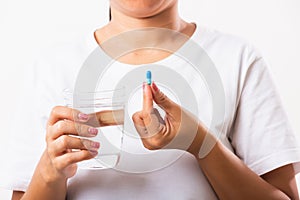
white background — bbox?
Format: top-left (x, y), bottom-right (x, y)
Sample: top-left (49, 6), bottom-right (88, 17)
top-left (0, 0), bottom-right (299, 198)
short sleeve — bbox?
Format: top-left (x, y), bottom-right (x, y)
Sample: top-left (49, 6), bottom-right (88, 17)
top-left (230, 56), bottom-right (300, 176)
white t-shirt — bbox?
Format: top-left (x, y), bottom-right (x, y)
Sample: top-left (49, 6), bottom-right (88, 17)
top-left (1, 24), bottom-right (300, 199)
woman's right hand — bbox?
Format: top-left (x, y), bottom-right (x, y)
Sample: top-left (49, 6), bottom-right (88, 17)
top-left (17, 106), bottom-right (100, 200)
top-left (42, 106), bottom-right (100, 183)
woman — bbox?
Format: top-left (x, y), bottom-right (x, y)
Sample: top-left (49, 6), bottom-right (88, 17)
top-left (10, 0), bottom-right (300, 199)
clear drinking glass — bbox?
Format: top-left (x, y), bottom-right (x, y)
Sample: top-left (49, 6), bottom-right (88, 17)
top-left (63, 88), bottom-right (125, 169)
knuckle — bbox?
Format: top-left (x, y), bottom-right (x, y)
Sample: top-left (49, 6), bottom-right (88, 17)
top-left (74, 123), bottom-right (82, 135)
top-left (151, 137), bottom-right (164, 149)
top-left (53, 158), bottom-right (64, 171)
top-left (69, 151), bottom-right (90, 163)
top-left (72, 108), bottom-right (80, 115)
top-left (150, 146), bottom-right (159, 150)
top-left (141, 111), bottom-right (149, 119)
top-left (80, 151), bottom-right (91, 160)
top-left (46, 128), bottom-right (52, 142)
top-left (56, 120), bottom-right (66, 133)
top-left (132, 112), bottom-right (140, 122)
top-left (47, 145), bottom-right (56, 157)
top-left (142, 139), bottom-right (157, 150)
top-left (64, 155), bottom-right (74, 166)
top-left (158, 124), bottom-right (167, 134)
top-left (145, 143), bottom-right (156, 150)
top-left (79, 139), bottom-right (87, 149)
top-left (51, 106), bottom-right (62, 116)
top-left (59, 135), bottom-right (69, 148)
top-left (158, 93), bottom-right (167, 102)
top-left (143, 143), bottom-right (153, 150)
top-left (48, 150), bottom-right (56, 160)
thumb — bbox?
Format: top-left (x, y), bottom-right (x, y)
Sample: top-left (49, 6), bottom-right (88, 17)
top-left (151, 82), bottom-right (177, 113)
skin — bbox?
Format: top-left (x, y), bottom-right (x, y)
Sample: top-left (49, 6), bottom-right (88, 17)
top-left (12, 0), bottom-right (299, 199)
top-left (132, 83), bottom-right (299, 200)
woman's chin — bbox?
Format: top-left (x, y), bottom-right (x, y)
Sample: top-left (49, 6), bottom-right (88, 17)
top-left (111, 0), bottom-right (174, 18)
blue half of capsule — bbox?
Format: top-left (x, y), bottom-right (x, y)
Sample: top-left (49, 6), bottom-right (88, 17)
top-left (146, 70), bottom-right (152, 85)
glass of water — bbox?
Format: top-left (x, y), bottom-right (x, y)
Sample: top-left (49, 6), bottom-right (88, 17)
top-left (63, 88), bottom-right (125, 169)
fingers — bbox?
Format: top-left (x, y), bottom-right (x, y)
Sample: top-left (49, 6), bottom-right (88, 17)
top-left (46, 132), bottom-right (99, 175)
top-left (52, 150), bottom-right (97, 172)
top-left (45, 106), bottom-right (101, 179)
top-left (143, 83), bottom-right (154, 113)
top-left (46, 108), bottom-right (100, 162)
top-left (47, 119), bottom-right (98, 141)
top-left (48, 135), bottom-right (100, 156)
top-left (132, 81), bottom-right (189, 151)
top-left (132, 109), bottom-right (170, 150)
top-left (48, 106), bottom-right (89, 126)
top-left (132, 111), bottom-right (147, 137)
top-left (135, 82), bottom-right (170, 138)
top-left (132, 109), bottom-right (165, 138)
top-left (145, 109), bottom-right (165, 136)
top-left (87, 109), bottom-right (124, 127)
top-left (141, 83), bottom-right (155, 129)
top-left (151, 82), bottom-right (177, 113)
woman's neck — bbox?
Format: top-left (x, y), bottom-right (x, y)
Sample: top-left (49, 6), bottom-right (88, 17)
top-left (94, 1), bottom-right (196, 65)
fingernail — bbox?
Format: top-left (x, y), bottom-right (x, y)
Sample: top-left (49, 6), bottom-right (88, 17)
top-left (143, 82), bottom-right (146, 91)
top-left (152, 82), bottom-right (159, 92)
top-left (78, 113), bottom-right (89, 121)
top-left (90, 150), bottom-right (98, 156)
top-left (88, 127), bottom-right (98, 136)
top-left (91, 141), bottom-right (100, 148)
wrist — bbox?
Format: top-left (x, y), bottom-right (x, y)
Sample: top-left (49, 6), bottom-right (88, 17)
top-left (187, 123), bottom-right (206, 158)
top-left (187, 122), bottom-right (219, 160)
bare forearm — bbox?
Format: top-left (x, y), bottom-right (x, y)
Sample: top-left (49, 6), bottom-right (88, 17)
top-left (21, 151), bottom-right (67, 200)
top-left (195, 140), bottom-right (290, 200)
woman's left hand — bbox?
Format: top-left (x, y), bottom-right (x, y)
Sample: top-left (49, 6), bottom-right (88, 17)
top-left (132, 82), bottom-right (206, 156)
